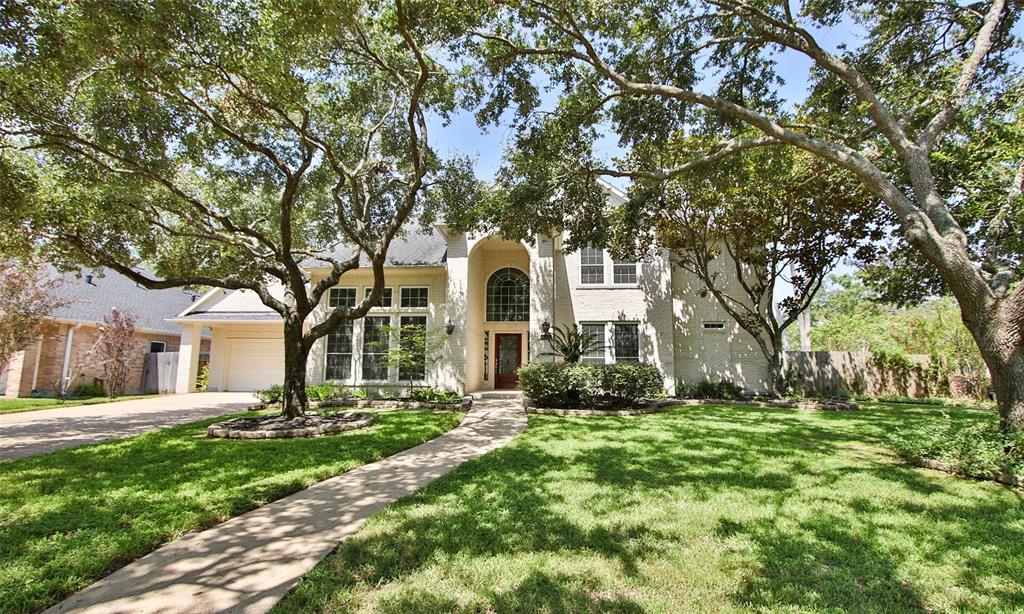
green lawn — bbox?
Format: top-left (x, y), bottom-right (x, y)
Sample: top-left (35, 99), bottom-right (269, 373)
top-left (0, 395), bottom-right (155, 415)
top-left (0, 409), bottom-right (464, 613)
top-left (277, 402), bottom-right (1023, 613)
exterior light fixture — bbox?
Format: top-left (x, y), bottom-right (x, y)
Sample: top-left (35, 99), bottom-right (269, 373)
top-left (540, 319), bottom-right (551, 339)
top-left (445, 318), bottom-right (456, 336)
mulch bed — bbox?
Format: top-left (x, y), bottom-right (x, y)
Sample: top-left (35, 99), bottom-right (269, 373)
top-left (525, 397), bottom-right (859, 416)
top-left (207, 412), bottom-right (375, 439)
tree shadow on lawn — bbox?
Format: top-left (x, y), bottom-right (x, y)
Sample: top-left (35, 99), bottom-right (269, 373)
top-left (0, 410), bottom-right (462, 614)
top-left (278, 404), bottom-right (1023, 613)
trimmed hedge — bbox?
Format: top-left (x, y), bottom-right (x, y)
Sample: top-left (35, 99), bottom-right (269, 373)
top-left (518, 362), bottom-right (664, 408)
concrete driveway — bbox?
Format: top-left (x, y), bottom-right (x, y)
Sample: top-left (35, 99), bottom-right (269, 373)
top-left (0, 392), bottom-right (258, 462)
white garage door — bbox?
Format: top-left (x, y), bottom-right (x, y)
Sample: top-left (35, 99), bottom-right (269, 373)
top-left (226, 338), bottom-right (285, 391)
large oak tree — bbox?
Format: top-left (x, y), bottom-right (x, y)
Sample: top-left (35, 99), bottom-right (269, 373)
top-left (464, 0), bottom-right (1024, 431)
top-left (0, 0), bottom-right (476, 417)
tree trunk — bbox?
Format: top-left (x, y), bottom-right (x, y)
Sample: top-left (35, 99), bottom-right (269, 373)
top-left (968, 303), bottom-right (1024, 434)
top-left (281, 316), bottom-right (310, 420)
top-left (765, 350), bottom-right (786, 398)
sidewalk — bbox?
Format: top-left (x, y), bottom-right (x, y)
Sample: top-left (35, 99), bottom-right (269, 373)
top-left (47, 397), bottom-right (527, 614)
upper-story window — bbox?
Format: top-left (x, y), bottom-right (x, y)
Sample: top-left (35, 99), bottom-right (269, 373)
top-left (580, 244), bottom-right (604, 284)
top-left (613, 258), bottom-right (637, 284)
top-left (486, 267), bottom-right (529, 321)
top-left (400, 287), bottom-right (429, 308)
top-left (364, 287), bottom-right (393, 308)
top-left (328, 287), bottom-right (356, 308)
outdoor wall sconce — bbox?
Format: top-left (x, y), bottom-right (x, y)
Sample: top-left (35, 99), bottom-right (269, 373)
top-left (445, 318), bottom-right (456, 336)
top-left (540, 319), bottom-right (551, 339)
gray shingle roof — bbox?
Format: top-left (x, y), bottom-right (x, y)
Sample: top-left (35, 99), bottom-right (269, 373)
top-left (49, 266), bottom-right (200, 335)
top-left (305, 223), bottom-right (447, 268)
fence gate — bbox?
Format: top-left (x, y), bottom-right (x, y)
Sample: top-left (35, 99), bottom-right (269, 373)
top-left (143, 352), bottom-right (179, 394)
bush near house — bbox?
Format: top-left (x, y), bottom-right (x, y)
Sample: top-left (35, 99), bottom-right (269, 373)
top-left (518, 362), bottom-right (663, 409)
top-left (677, 379), bottom-right (744, 400)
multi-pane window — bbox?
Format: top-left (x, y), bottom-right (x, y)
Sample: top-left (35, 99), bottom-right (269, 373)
top-left (400, 287), bottom-right (428, 308)
top-left (613, 323), bottom-right (640, 362)
top-left (486, 267), bottom-right (530, 321)
top-left (613, 259), bottom-right (638, 284)
top-left (325, 320), bottom-right (354, 380)
top-left (364, 287), bottom-right (393, 307)
top-left (580, 244), bottom-right (604, 284)
top-left (398, 315), bottom-right (427, 381)
top-left (328, 287), bottom-right (356, 308)
top-left (362, 316), bottom-right (390, 379)
top-left (580, 323), bottom-right (606, 364)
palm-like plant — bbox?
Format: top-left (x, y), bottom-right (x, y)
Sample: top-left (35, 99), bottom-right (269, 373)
top-left (542, 324), bottom-right (606, 363)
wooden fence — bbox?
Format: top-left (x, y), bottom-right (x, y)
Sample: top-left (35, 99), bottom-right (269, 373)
top-left (142, 351), bottom-right (178, 394)
top-left (784, 350), bottom-right (945, 398)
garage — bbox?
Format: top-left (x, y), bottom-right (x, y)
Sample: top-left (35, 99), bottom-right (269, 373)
top-left (225, 338), bottom-right (285, 391)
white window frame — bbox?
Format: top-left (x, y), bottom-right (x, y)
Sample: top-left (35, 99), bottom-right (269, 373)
top-left (361, 315), bottom-right (393, 381)
top-left (397, 314), bottom-right (429, 382)
top-left (579, 322), bottom-right (607, 364)
top-left (612, 258), bottom-right (638, 285)
top-left (149, 341), bottom-right (167, 353)
top-left (611, 322), bottom-right (641, 363)
top-left (580, 244), bottom-right (605, 284)
top-left (328, 287), bottom-right (357, 308)
top-left (324, 319), bottom-right (355, 382)
top-left (364, 287), bottom-right (394, 309)
top-left (399, 286), bottom-right (429, 309)
top-left (703, 321), bottom-right (726, 332)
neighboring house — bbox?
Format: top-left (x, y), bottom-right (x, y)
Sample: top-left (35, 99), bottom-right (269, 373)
top-left (1, 267), bottom-right (210, 397)
top-left (170, 189), bottom-right (771, 396)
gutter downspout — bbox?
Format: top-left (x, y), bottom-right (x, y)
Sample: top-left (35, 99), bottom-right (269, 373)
top-left (60, 323), bottom-right (82, 395)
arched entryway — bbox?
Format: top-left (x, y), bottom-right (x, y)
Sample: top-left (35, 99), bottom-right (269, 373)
top-left (465, 237), bottom-right (532, 392)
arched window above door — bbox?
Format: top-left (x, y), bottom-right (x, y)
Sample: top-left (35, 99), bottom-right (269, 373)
top-left (486, 267), bottom-right (529, 321)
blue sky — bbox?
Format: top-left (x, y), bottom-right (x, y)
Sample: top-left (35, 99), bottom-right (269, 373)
top-left (424, 14), bottom-right (1021, 303)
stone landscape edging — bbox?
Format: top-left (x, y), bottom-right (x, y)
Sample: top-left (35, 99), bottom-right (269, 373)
top-left (248, 397), bottom-right (472, 412)
top-left (207, 412), bottom-right (375, 439)
top-left (915, 457), bottom-right (1023, 488)
top-left (525, 397), bottom-right (859, 416)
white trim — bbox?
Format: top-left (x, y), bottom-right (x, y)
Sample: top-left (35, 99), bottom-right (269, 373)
top-left (149, 340), bottom-right (167, 353)
top-left (398, 286), bottom-right (430, 309)
top-left (60, 323), bottom-right (81, 394)
top-left (174, 287), bottom-right (223, 318)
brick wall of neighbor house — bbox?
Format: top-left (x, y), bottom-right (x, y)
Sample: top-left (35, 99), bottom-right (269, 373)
top-left (2, 320), bottom-right (188, 397)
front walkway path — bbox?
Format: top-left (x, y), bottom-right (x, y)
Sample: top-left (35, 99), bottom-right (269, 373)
top-left (47, 397), bottom-right (528, 614)
top-left (0, 392), bottom-right (258, 461)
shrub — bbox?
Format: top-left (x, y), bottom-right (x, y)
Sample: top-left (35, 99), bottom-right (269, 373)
top-left (602, 363), bottom-right (664, 405)
top-left (518, 362), bottom-right (664, 408)
top-left (254, 384), bottom-right (284, 405)
top-left (409, 387), bottom-right (463, 404)
top-left (350, 388), bottom-right (370, 400)
top-left (678, 379), bottom-right (744, 400)
top-left (73, 382), bottom-right (107, 398)
top-left (892, 419), bottom-right (1023, 480)
top-left (306, 383), bottom-right (340, 401)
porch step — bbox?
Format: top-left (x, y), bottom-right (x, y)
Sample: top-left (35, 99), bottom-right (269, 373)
top-left (472, 391), bottom-right (524, 401)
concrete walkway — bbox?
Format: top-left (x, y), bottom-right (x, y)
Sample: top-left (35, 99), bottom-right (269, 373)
top-left (0, 392), bottom-right (257, 461)
top-left (47, 396), bottom-right (527, 614)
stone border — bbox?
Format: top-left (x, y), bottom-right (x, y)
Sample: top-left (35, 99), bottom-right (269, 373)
top-left (248, 397), bottom-right (471, 412)
top-left (916, 457), bottom-right (1023, 488)
top-left (525, 397), bottom-right (858, 416)
top-left (207, 412), bottom-right (375, 439)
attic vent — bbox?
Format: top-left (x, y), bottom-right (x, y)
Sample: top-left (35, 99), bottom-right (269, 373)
top-left (85, 274), bottom-right (94, 285)
top-left (190, 294), bottom-right (198, 302)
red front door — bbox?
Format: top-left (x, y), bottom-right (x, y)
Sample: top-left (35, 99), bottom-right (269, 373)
top-left (494, 334), bottom-right (522, 389)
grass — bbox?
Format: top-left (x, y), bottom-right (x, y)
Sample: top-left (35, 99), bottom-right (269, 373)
top-left (0, 409), bottom-right (464, 613)
top-left (276, 402), bottom-right (1024, 613)
top-left (0, 395), bottom-right (155, 415)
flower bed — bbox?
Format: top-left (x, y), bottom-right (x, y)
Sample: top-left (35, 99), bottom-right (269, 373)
top-left (207, 412), bottom-right (375, 439)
